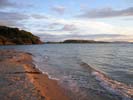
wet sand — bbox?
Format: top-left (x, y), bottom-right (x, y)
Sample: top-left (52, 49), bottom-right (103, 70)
top-left (0, 50), bottom-right (69, 100)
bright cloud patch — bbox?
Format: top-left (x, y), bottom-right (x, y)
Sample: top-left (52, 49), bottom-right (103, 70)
top-left (77, 7), bottom-right (133, 18)
top-left (29, 17), bottom-right (133, 41)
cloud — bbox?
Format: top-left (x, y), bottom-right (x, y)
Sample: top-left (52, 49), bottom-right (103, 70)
top-left (52, 5), bottom-right (65, 14)
top-left (45, 19), bottom-right (117, 35)
top-left (48, 23), bottom-right (63, 29)
top-left (31, 16), bottom-right (133, 42)
top-left (32, 17), bottom-right (133, 36)
top-left (0, 0), bottom-right (34, 9)
top-left (0, 11), bottom-right (29, 27)
top-left (77, 7), bottom-right (133, 18)
top-left (0, 0), bottom-right (16, 8)
top-left (31, 14), bottom-right (48, 19)
top-left (61, 24), bottom-right (77, 31)
top-left (0, 11), bottom-right (29, 20)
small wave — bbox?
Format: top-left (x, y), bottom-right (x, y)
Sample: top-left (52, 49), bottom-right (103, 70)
top-left (80, 62), bottom-right (133, 100)
top-left (32, 62), bottom-right (60, 81)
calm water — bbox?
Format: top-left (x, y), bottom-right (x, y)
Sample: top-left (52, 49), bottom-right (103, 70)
top-left (0, 44), bottom-right (133, 100)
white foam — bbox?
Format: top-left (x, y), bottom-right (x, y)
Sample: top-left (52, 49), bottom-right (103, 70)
top-left (33, 62), bottom-right (60, 81)
top-left (91, 71), bottom-right (133, 100)
top-left (48, 75), bottom-right (60, 81)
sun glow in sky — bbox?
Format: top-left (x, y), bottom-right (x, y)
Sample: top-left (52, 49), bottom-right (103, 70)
top-left (0, 0), bottom-right (133, 41)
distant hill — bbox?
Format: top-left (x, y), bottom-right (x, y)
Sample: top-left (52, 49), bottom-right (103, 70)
top-left (46, 39), bottom-right (110, 44)
top-left (0, 26), bottom-right (43, 45)
top-left (63, 39), bottom-right (110, 43)
top-left (46, 39), bottom-right (133, 44)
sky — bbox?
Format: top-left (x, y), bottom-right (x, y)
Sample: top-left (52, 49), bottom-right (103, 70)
top-left (0, 0), bottom-right (133, 42)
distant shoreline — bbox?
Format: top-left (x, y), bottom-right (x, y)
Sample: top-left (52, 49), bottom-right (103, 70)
top-left (45, 40), bottom-right (133, 44)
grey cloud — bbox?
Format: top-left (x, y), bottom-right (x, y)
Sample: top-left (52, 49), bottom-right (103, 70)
top-left (0, 20), bottom-right (19, 26)
top-left (0, 19), bottom-right (27, 29)
top-left (43, 23), bottom-right (77, 31)
top-left (46, 23), bottom-right (64, 29)
top-left (0, 11), bottom-right (29, 27)
top-left (0, 0), bottom-right (34, 9)
top-left (61, 24), bottom-right (77, 31)
top-left (31, 14), bottom-right (48, 19)
top-left (52, 6), bottom-right (65, 14)
top-left (0, 11), bottom-right (29, 20)
top-left (34, 23), bottom-right (63, 32)
top-left (49, 23), bottom-right (62, 28)
top-left (0, 0), bottom-right (16, 8)
top-left (77, 7), bottom-right (133, 18)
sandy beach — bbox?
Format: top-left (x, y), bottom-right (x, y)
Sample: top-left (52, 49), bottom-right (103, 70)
top-left (0, 50), bottom-right (70, 100)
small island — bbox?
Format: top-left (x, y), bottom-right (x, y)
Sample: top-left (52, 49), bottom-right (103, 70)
top-left (0, 26), bottom-right (43, 45)
top-left (46, 39), bottom-right (110, 44)
top-left (62, 39), bottom-right (110, 43)
top-left (46, 39), bottom-right (133, 44)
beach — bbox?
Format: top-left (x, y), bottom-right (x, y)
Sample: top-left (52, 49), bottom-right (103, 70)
top-left (0, 50), bottom-right (69, 100)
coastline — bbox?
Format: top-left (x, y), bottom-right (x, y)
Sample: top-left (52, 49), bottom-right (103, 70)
top-left (0, 50), bottom-right (69, 100)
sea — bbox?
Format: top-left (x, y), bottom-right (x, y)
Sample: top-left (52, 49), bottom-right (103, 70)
top-left (0, 43), bottom-right (133, 100)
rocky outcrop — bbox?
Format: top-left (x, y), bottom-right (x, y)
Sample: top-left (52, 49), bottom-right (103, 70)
top-left (0, 26), bottom-right (43, 45)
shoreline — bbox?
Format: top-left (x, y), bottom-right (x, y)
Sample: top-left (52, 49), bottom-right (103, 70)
top-left (0, 50), bottom-right (70, 100)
